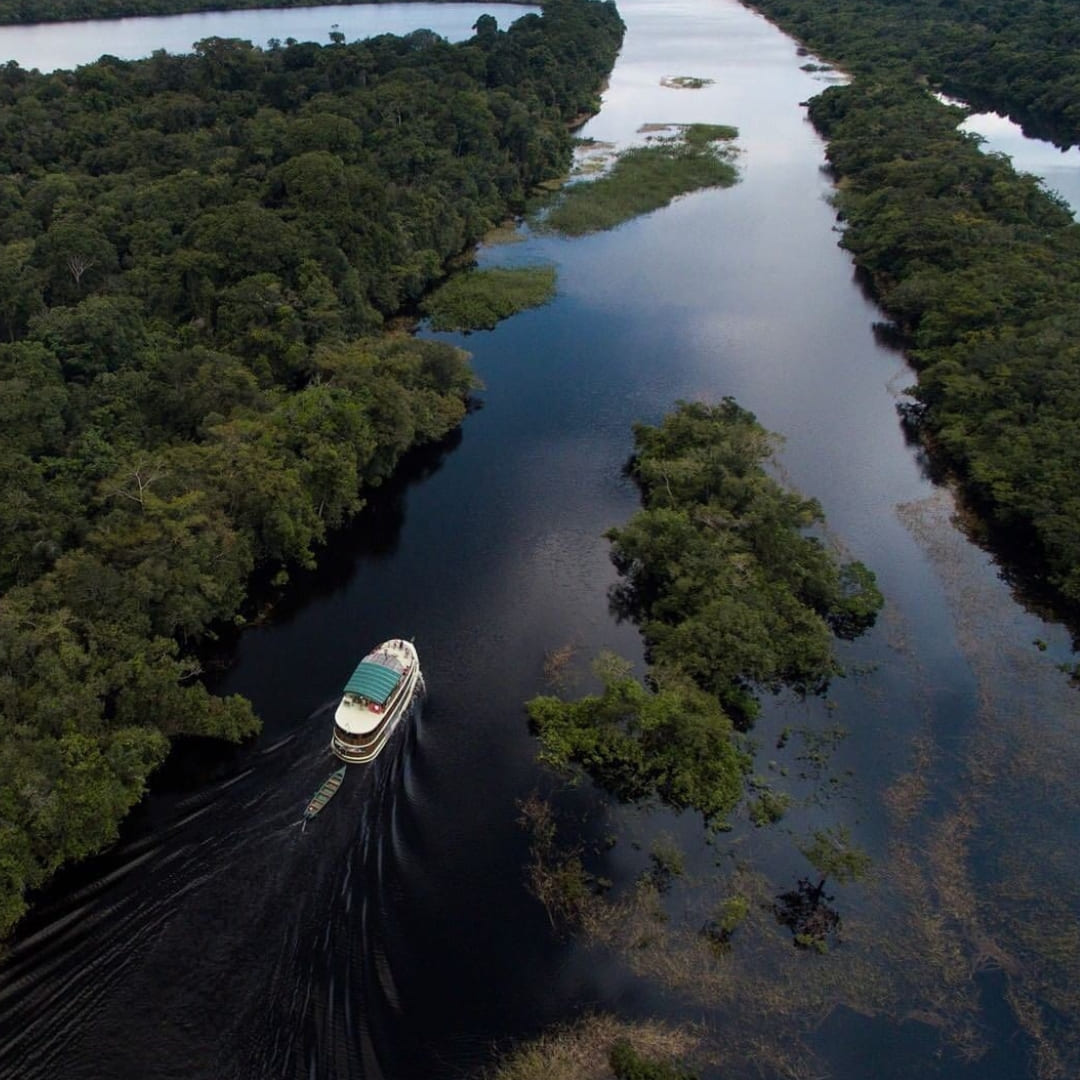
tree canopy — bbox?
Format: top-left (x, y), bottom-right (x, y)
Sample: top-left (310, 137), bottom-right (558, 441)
top-left (0, 0), bottom-right (626, 941)
top-left (807, 79), bottom-right (1080, 610)
top-left (0, 0), bottom-right (526, 26)
top-left (750, 0), bottom-right (1080, 148)
top-left (528, 400), bottom-right (883, 827)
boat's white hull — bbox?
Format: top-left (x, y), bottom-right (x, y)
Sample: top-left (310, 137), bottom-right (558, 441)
top-left (330, 644), bottom-right (422, 763)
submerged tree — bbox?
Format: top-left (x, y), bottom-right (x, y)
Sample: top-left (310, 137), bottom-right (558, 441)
top-left (528, 653), bottom-right (748, 829)
top-left (773, 876), bottom-right (842, 952)
top-left (609, 399), bottom-right (883, 724)
top-left (528, 399), bottom-right (884, 830)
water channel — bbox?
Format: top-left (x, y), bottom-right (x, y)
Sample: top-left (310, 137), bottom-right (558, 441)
top-left (0, 2), bottom-right (525, 69)
top-left (945, 97), bottom-right (1080, 215)
top-left (1, 2), bottom-right (1079, 1079)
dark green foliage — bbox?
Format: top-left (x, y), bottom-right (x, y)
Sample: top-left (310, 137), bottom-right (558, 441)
top-left (609, 399), bottom-right (883, 724)
top-left (749, 0), bottom-right (1080, 149)
top-left (806, 79), bottom-right (1080, 609)
top-left (529, 655), bottom-right (749, 830)
top-left (700, 892), bottom-right (749, 953)
top-left (542, 125), bottom-right (738, 236)
top-left (647, 834), bottom-right (685, 891)
top-left (747, 784), bottom-right (791, 825)
top-left (528, 401), bottom-right (883, 830)
top-left (0, 2), bottom-right (624, 345)
top-left (609, 1040), bottom-right (699, 1080)
top-left (799, 825), bottom-right (872, 883)
top-left (0, 0), bottom-right (525, 26)
top-left (420, 265), bottom-right (557, 331)
top-left (0, 0), bottom-right (626, 941)
top-left (682, 123), bottom-right (737, 148)
top-left (661, 76), bottom-right (714, 90)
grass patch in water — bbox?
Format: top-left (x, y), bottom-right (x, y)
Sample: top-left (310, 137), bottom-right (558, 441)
top-left (486, 1014), bottom-right (706, 1080)
top-left (482, 220), bottom-right (526, 246)
top-left (661, 75), bottom-right (715, 89)
top-left (420, 265), bottom-right (557, 332)
top-left (540, 124), bottom-right (738, 236)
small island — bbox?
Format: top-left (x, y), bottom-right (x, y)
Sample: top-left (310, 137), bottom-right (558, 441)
top-left (541, 124), bottom-right (739, 236)
top-left (420, 266), bottom-right (558, 332)
top-left (660, 75), bottom-right (715, 89)
top-left (529, 398), bottom-right (883, 823)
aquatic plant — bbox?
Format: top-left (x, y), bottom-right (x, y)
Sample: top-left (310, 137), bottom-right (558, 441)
top-left (660, 75), bottom-right (715, 89)
top-left (541, 126), bottom-right (739, 236)
top-left (800, 826), bottom-right (872, 883)
top-left (487, 1015), bottom-right (705, 1080)
top-left (420, 266), bottom-right (558, 332)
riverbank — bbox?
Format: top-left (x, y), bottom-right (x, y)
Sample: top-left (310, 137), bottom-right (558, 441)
top-left (0, 0), bottom-right (626, 942)
top-left (747, 0), bottom-right (1080, 149)
top-left (739, 0), bottom-right (1080, 630)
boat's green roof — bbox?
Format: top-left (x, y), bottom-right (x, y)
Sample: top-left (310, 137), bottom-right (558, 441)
top-left (343, 660), bottom-right (401, 704)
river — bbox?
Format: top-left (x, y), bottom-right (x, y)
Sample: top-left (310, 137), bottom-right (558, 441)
top-left (1, 2), bottom-right (1079, 1079)
top-left (0, 2), bottom-right (533, 70)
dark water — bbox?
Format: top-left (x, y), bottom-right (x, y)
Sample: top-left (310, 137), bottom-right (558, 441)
top-left (4, 2), bottom-right (1080, 1078)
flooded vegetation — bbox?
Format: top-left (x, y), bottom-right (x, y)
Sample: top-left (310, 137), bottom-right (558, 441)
top-left (488, 1014), bottom-right (706, 1080)
top-left (540, 125), bottom-right (739, 235)
top-left (526, 400), bottom-right (882, 832)
top-left (2, 1), bottom-right (1079, 1077)
top-left (660, 75), bottom-right (714, 89)
top-left (505, 482), bottom-right (1080, 1079)
top-left (420, 266), bottom-right (558, 332)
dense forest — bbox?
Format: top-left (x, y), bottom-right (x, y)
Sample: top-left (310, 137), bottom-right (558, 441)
top-left (803, 81), bottom-right (1080, 609)
top-left (0, 0), bottom-right (626, 939)
top-left (0, 0), bottom-right (528, 28)
top-left (736, 0), bottom-right (1080, 621)
top-left (750, 0), bottom-right (1080, 148)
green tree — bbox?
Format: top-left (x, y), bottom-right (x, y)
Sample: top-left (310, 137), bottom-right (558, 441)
top-left (529, 653), bottom-right (748, 829)
top-left (0, 240), bottom-right (43, 341)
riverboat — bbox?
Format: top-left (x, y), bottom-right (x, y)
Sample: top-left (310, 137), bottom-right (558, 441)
top-left (331, 638), bottom-right (422, 763)
top-left (303, 765), bottom-right (346, 820)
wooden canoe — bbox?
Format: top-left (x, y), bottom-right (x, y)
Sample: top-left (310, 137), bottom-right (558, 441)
top-left (304, 765), bottom-right (347, 819)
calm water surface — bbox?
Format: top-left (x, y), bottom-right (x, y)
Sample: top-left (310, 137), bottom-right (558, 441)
top-left (0, 2), bottom-right (534, 70)
top-left (949, 99), bottom-right (1080, 214)
top-left (2, 2), bottom-right (1079, 1079)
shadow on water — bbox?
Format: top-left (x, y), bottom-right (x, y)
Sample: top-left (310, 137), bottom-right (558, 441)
top-left (202, 425), bottom-right (466, 675)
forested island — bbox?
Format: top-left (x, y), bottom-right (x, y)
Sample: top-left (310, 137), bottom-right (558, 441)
top-left (528, 399), bottom-right (881, 847)
top-left (513, 401), bottom-right (882, 1077)
top-left (0, 0), bottom-right (625, 939)
top-left (738, 0), bottom-right (1080, 620)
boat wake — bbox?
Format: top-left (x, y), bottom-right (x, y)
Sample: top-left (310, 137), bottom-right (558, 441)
top-left (0, 699), bottom-right (426, 1080)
